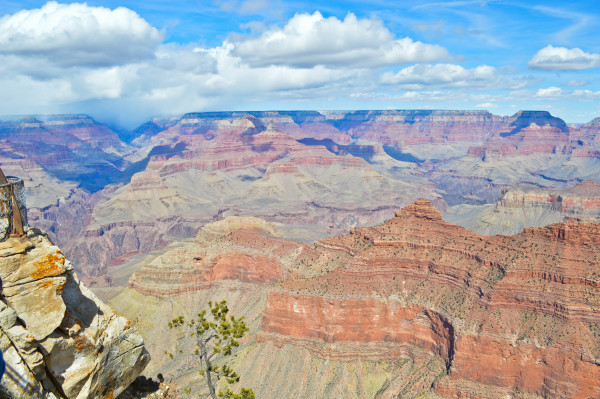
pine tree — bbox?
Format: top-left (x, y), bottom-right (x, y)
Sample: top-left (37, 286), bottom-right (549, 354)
top-left (167, 300), bottom-right (255, 399)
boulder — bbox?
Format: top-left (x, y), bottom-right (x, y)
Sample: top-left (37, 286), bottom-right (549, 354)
top-left (0, 229), bottom-right (150, 398)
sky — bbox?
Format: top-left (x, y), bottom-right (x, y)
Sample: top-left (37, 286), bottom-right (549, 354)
top-left (0, 0), bottom-right (599, 128)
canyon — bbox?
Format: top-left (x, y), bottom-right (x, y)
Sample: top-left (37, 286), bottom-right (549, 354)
top-left (1, 109), bottom-right (599, 397)
top-left (3, 109), bottom-right (597, 282)
top-left (110, 201), bottom-right (600, 398)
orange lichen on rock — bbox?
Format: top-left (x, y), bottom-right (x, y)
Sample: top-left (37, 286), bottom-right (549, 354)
top-left (56, 280), bottom-right (66, 295)
top-left (31, 252), bottom-right (66, 279)
top-left (37, 280), bottom-right (54, 289)
top-left (73, 332), bottom-right (95, 352)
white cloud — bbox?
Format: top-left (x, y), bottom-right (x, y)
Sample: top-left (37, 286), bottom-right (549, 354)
top-left (228, 11), bottom-right (449, 68)
top-left (533, 87), bottom-right (600, 101)
top-left (572, 89), bottom-right (600, 101)
top-left (563, 80), bottom-right (589, 87)
top-left (1, 4), bottom-right (597, 126)
top-left (379, 63), bottom-right (524, 90)
top-left (0, 1), bottom-right (162, 67)
top-left (528, 45), bottom-right (600, 71)
top-left (475, 102), bottom-right (497, 108)
top-left (535, 86), bottom-right (562, 98)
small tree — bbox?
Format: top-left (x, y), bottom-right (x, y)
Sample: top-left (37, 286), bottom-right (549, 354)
top-left (167, 300), bottom-right (255, 399)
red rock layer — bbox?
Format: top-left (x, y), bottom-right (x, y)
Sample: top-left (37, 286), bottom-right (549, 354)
top-left (145, 121), bottom-right (368, 176)
top-left (327, 110), bottom-right (506, 146)
top-left (257, 200), bottom-right (600, 398)
top-left (260, 292), bottom-right (454, 363)
top-left (442, 334), bottom-right (600, 399)
top-left (129, 226), bottom-right (299, 297)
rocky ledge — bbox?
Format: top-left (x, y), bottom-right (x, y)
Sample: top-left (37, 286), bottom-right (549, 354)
top-left (0, 229), bottom-right (149, 398)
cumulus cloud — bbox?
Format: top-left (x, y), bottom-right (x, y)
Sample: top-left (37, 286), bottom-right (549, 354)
top-left (4, 4), bottom-right (593, 126)
top-left (380, 63), bottom-right (508, 89)
top-left (528, 45), bottom-right (600, 71)
top-left (228, 11), bottom-right (450, 68)
top-left (0, 1), bottom-right (162, 67)
top-left (533, 87), bottom-right (600, 101)
top-left (572, 89), bottom-right (600, 101)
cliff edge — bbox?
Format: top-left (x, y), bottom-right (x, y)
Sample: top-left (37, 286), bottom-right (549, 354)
top-left (0, 228), bottom-right (150, 398)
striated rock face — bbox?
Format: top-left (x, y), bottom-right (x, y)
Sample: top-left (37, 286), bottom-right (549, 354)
top-left (15, 109), bottom-right (600, 282)
top-left (446, 180), bottom-right (600, 235)
top-left (66, 115), bottom-right (436, 278)
top-left (260, 292), bottom-right (454, 364)
top-left (123, 202), bottom-right (600, 398)
top-left (0, 114), bottom-right (132, 194)
top-left (256, 201), bottom-right (600, 398)
top-left (0, 229), bottom-right (149, 398)
top-left (129, 217), bottom-right (302, 296)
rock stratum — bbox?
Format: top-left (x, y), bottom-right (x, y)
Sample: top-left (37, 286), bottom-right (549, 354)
top-left (446, 180), bottom-right (600, 235)
top-left (3, 109), bottom-right (600, 284)
top-left (0, 229), bottom-right (149, 398)
top-left (119, 201), bottom-right (600, 399)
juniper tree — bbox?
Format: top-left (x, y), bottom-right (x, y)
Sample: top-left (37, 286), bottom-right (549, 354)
top-left (167, 300), bottom-right (255, 399)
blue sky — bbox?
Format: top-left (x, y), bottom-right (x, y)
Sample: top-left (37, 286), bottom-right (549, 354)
top-left (0, 0), bottom-right (599, 127)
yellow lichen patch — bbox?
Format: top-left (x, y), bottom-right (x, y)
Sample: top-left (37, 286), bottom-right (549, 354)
top-left (31, 253), bottom-right (66, 279)
top-left (37, 279), bottom-right (55, 290)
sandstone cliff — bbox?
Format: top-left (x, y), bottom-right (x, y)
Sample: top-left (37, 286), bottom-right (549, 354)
top-left (261, 201), bottom-right (600, 398)
top-left (119, 202), bottom-right (600, 399)
top-left (0, 229), bottom-right (149, 398)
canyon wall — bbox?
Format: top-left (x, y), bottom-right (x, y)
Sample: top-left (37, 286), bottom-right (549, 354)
top-left (4, 110), bottom-right (600, 281)
top-left (124, 201), bottom-right (600, 398)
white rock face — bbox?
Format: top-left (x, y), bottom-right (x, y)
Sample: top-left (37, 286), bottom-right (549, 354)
top-left (0, 229), bottom-right (150, 398)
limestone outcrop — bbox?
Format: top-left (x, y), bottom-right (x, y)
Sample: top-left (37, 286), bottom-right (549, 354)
top-left (0, 229), bottom-right (150, 398)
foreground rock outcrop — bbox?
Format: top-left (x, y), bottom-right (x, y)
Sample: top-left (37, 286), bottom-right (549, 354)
top-left (0, 229), bottom-right (150, 398)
